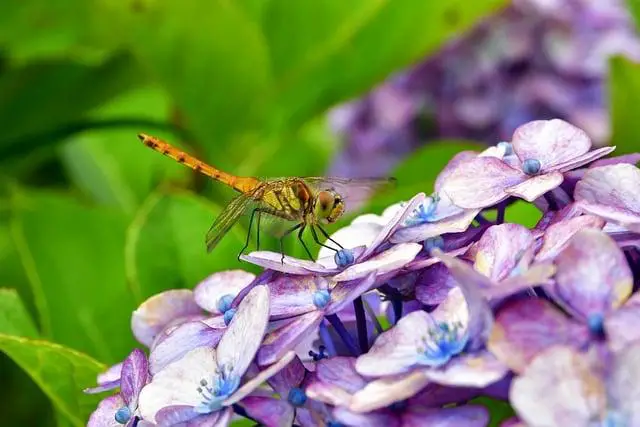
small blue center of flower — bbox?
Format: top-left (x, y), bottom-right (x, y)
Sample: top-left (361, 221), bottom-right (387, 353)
top-left (195, 366), bottom-right (241, 414)
top-left (423, 235), bottom-right (445, 254)
top-left (287, 387), bottom-right (308, 407)
top-left (600, 410), bottom-right (627, 427)
top-left (334, 249), bottom-right (355, 267)
top-left (217, 294), bottom-right (234, 313)
top-left (587, 313), bottom-right (605, 336)
top-left (416, 321), bottom-right (468, 367)
top-left (114, 406), bottom-right (131, 424)
top-left (312, 290), bottom-right (331, 309)
top-left (522, 158), bottom-right (542, 175)
top-left (405, 195), bottom-right (440, 226)
top-left (327, 421), bottom-right (346, 427)
top-left (309, 345), bottom-right (328, 361)
top-left (223, 308), bottom-right (237, 326)
top-left (497, 141), bottom-right (513, 156)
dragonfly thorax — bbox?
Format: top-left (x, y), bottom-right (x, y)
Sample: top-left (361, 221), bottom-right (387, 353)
top-left (313, 190), bottom-right (345, 224)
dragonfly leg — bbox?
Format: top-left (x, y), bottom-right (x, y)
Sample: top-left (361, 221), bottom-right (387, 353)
top-left (280, 223), bottom-right (303, 264)
top-left (238, 208), bottom-right (271, 261)
top-left (310, 226), bottom-right (340, 253)
top-left (297, 225), bottom-right (315, 261)
top-left (256, 210), bottom-right (262, 251)
top-left (316, 225), bottom-right (344, 249)
top-left (239, 209), bottom-right (258, 260)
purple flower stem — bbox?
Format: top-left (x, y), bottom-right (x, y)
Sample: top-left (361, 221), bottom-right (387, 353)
top-left (233, 404), bottom-right (259, 423)
top-left (496, 205), bottom-right (505, 224)
top-left (392, 299), bottom-right (403, 324)
top-left (363, 300), bottom-right (384, 333)
top-left (353, 297), bottom-right (369, 353)
top-left (318, 320), bottom-right (337, 357)
top-left (325, 314), bottom-right (360, 356)
top-left (543, 192), bottom-right (559, 211)
top-left (474, 214), bottom-right (493, 226)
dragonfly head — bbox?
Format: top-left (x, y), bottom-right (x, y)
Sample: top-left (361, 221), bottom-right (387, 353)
top-left (314, 190), bottom-right (345, 223)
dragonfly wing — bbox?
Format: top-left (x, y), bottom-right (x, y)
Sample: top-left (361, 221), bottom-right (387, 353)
top-left (302, 177), bottom-right (396, 213)
top-left (205, 193), bottom-right (254, 252)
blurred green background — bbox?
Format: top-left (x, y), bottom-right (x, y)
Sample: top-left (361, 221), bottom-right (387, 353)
top-left (1, 1), bottom-right (639, 426)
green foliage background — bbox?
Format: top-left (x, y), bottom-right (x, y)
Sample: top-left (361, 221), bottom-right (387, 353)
top-left (0, 1), bottom-right (638, 426)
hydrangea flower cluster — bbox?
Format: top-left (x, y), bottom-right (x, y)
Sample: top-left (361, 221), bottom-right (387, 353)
top-left (85, 119), bottom-right (640, 427)
top-left (328, 0), bottom-right (640, 178)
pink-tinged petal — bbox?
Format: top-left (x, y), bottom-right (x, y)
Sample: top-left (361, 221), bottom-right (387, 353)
top-left (549, 145), bottom-right (616, 173)
top-left (441, 157), bottom-right (526, 209)
top-left (306, 357), bottom-right (366, 406)
top-left (591, 153), bottom-right (640, 168)
top-left (217, 285), bottom-right (270, 378)
top-left (138, 347), bottom-right (218, 422)
top-left (240, 251), bottom-right (334, 275)
top-left (555, 229), bottom-right (633, 320)
top-left (404, 245), bottom-right (471, 272)
top-left (224, 351), bottom-right (296, 405)
top-left (149, 320), bottom-right (223, 375)
top-left (84, 380), bottom-right (121, 395)
top-left (333, 243), bottom-right (421, 282)
top-left (575, 163), bottom-right (640, 213)
top-left (318, 222), bottom-right (383, 260)
top-left (132, 289), bottom-right (201, 347)
top-left (435, 151), bottom-right (481, 192)
top-left (194, 270), bottom-right (256, 314)
top-left (120, 348), bottom-right (148, 409)
top-left (474, 224), bottom-right (534, 281)
top-left (390, 208), bottom-right (480, 244)
top-left (403, 405), bottom-right (490, 427)
top-left (415, 264), bottom-right (457, 306)
top-left (488, 299), bottom-right (590, 373)
top-left (361, 193), bottom-right (426, 259)
top-left (604, 304), bottom-right (640, 353)
top-left (356, 311), bottom-right (436, 376)
top-left (333, 407), bottom-right (399, 427)
top-left (155, 405), bottom-right (199, 425)
top-left (484, 262), bottom-right (556, 301)
top-left (257, 312), bottom-right (323, 365)
top-left (577, 202), bottom-right (640, 232)
top-left (85, 363), bottom-right (122, 393)
top-left (187, 407), bottom-right (232, 427)
top-left (609, 341), bottom-right (640, 426)
top-left (298, 246), bottom-right (367, 272)
top-left (240, 396), bottom-right (294, 427)
top-left (422, 351), bottom-right (508, 388)
top-left (500, 417), bottom-right (525, 427)
top-left (349, 370), bottom-right (429, 413)
top-left (510, 346), bottom-right (606, 427)
top-left (267, 275), bottom-right (321, 320)
top-left (327, 273), bottom-right (376, 314)
top-left (505, 172), bottom-right (564, 202)
top-left (88, 395), bottom-right (125, 427)
top-left (511, 119), bottom-right (591, 170)
top-left (267, 355), bottom-right (306, 396)
top-left (535, 215), bottom-right (605, 262)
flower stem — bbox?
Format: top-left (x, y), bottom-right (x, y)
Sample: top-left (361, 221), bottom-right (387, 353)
top-left (319, 320), bottom-right (337, 357)
top-left (363, 299), bottom-right (384, 333)
top-left (543, 192), bottom-right (559, 211)
top-left (353, 297), bottom-right (368, 353)
top-left (392, 299), bottom-right (403, 324)
top-left (496, 205), bottom-right (506, 224)
top-left (325, 314), bottom-right (359, 356)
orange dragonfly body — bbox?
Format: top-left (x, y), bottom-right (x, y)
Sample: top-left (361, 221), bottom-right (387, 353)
top-left (138, 134), bottom-right (392, 260)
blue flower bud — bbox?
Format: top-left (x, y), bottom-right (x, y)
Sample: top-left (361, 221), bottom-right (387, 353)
top-left (287, 387), bottom-right (307, 407)
top-left (312, 290), bottom-right (331, 309)
top-left (523, 158), bottom-right (541, 175)
top-left (114, 406), bottom-right (131, 424)
top-left (223, 308), bottom-right (237, 326)
top-left (335, 249), bottom-right (355, 267)
top-left (587, 313), bottom-right (604, 336)
top-left (217, 294), bottom-right (234, 313)
top-left (423, 236), bottom-right (445, 253)
top-left (497, 141), bottom-right (513, 156)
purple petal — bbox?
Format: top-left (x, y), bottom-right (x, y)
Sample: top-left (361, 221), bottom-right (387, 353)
top-left (239, 251), bottom-right (337, 275)
top-left (87, 395), bottom-right (125, 427)
top-left (535, 215), bottom-right (605, 262)
top-left (510, 346), bottom-right (605, 427)
top-left (257, 312), bottom-right (323, 365)
top-left (500, 417), bottom-right (525, 427)
top-left (349, 370), bottom-right (429, 413)
top-left (390, 208), bottom-right (480, 244)
top-left (193, 270), bottom-right (256, 314)
top-left (268, 275), bottom-right (322, 320)
top-left (408, 383), bottom-right (481, 407)
top-left (317, 221), bottom-right (383, 260)
top-left (240, 396), bottom-right (295, 427)
top-left (156, 405), bottom-right (199, 425)
top-left (474, 224), bottom-right (534, 281)
top-left (131, 289), bottom-right (202, 347)
top-left (120, 348), bottom-right (148, 409)
top-left (306, 357), bottom-right (367, 406)
top-left (217, 285), bottom-right (270, 378)
top-left (84, 379), bottom-right (121, 395)
top-left (333, 243), bottom-right (421, 282)
top-left (510, 119), bottom-right (591, 170)
top-left (548, 145), bottom-right (616, 173)
top-left (267, 355), bottom-right (306, 396)
top-left (485, 262), bottom-right (556, 301)
top-left (327, 273), bottom-right (377, 314)
top-left (415, 264), bottom-right (457, 306)
top-left (591, 153), bottom-right (640, 168)
top-left (435, 151), bottom-right (481, 192)
top-left (149, 320), bottom-right (223, 375)
top-left (403, 405), bottom-right (490, 427)
top-left (577, 201), bottom-right (640, 232)
top-left (504, 172), bottom-right (564, 202)
top-left (488, 299), bottom-right (590, 373)
top-left (332, 407), bottom-right (398, 427)
top-left (576, 164), bottom-right (640, 212)
top-left (604, 303), bottom-right (640, 353)
top-left (440, 156), bottom-right (526, 209)
top-left (360, 193), bottom-right (426, 259)
top-left (609, 341), bottom-right (640, 425)
top-left (422, 350), bottom-right (508, 388)
top-left (554, 229), bottom-right (633, 320)
top-left (84, 362), bottom-right (122, 393)
top-left (185, 408), bottom-right (232, 427)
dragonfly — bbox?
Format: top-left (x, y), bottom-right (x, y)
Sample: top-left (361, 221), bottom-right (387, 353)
top-left (137, 134), bottom-right (394, 261)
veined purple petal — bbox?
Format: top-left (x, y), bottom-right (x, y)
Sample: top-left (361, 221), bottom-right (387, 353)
top-left (390, 208), bottom-right (480, 244)
top-left (510, 346), bottom-right (605, 427)
top-left (435, 151), bottom-right (482, 191)
top-left (510, 119), bottom-right (591, 170)
top-left (267, 355), bottom-right (306, 397)
top-left (332, 406), bottom-right (398, 427)
top-left (349, 370), bottom-right (429, 413)
top-left (327, 273), bottom-right (377, 314)
top-left (484, 262), bottom-right (555, 301)
top-left (535, 215), bottom-right (605, 262)
top-left (317, 221), bottom-right (383, 260)
top-left (474, 224), bottom-right (534, 281)
top-left (440, 156), bottom-right (526, 209)
top-left (239, 251), bottom-right (333, 275)
top-left (267, 275), bottom-right (322, 320)
top-left (575, 164), bottom-right (640, 212)
top-left (548, 145), bottom-right (616, 173)
top-left (504, 171), bottom-right (564, 202)
top-left (590, 153), bottom-right (640, 168)
top-left (85, 362), bottom-right (122, 394)
top-left (333, 243), bottom-right (421, 282)
top-left (554, 229), bottom-right (633, 320)
top-left (184, 407), bottom-right (232, 426)
top-left (193, 270), bottom-right (256, 314)
top-left (217, 285), bottom-right (270, 379)
top-left (88, 395), bottom-right (125, 427)
top-left (415, 264), bottom-right (457, 306)
top-left (314, 357), bottom-right (367, 395)
top-left (488, 299), bottom-right (590, 373)
top-left (240, 396), bottom-right (295, 427)
top-left (403, 405), bottom-right (490, 427)
top-left (422, 350), bottom-right (508, 388)
top-left (609, 341), bottom-right (640, 426)
top-left (155, 405), bottom-right (199, 425)
top-left (120, 348), bottom-right (148, 409)
top-left (257, 312), bottom-right (323, 365)
top-left (131, 289), bottom-right (202, 347)
top-left (604, 303), bottom-right (640, 353)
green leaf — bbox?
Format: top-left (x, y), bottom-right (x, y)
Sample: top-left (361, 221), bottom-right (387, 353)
top-left (609, 55), bottom-right (640, 154)
top-left (0, 289), bottom-right (38, 338)
top-left (504, 200), bottom-right (542, 229)
top-left (626, 0), bottom-right (640, 30)
top-left (0, 334), bottom-right (105, 427)
top-left (125, 191), bottom-right (253, 302)
top-left (471, 396), bottom-right (515, 427)
top-left (10, 189), bottom-right (136, 362)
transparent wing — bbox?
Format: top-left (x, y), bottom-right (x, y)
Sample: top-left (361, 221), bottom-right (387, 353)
top-left (302, 177), bottom-right (397, 213)
top-left (205, 193), bottom-right (255, 252)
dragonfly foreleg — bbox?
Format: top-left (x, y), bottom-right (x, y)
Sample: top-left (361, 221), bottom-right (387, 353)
top-left (310, 226), bottom-right (340, 253)
top-left (280, 222), bottom-right (304, 264)
top-left (238, 208), bottom-right (270, 261)
top-left (316, 225), bottom-right (344, 250)
top-left (297, 225), bottom-right (315, 262)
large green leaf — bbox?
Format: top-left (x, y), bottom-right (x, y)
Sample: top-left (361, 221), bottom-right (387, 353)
top-left (0, 289), bottom-right (38, 338)
top-left (11, 189), bottom-right (136, 362)
top-left (609, 56), bottom-right (640, 154)
top-left (0, 334), bottom-right (105, 427)
top-left (125, 191), bottom-right (253, 302)
top-left (626, 0), bottom-right (640, 30)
